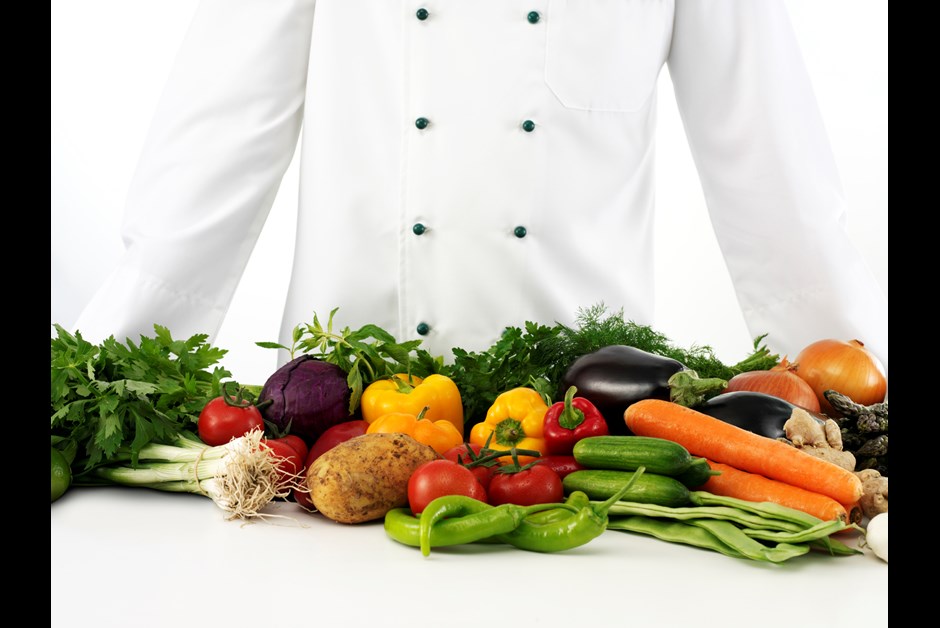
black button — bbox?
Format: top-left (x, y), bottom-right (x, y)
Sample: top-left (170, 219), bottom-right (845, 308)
top-left (416, 8), bottom-right (429, 21)
top-left (527, 11), bottom-right (540, 24)
top-left (415, 117), bottom-right (430, 130)
top-left (412, 223), bottom-right (426, 236)
top-left (514, 226), bottom-right (527, 238)
top-left (416, 322), bottom-right (430, 335)
top-left (522, 119), bottom-right (536, 132)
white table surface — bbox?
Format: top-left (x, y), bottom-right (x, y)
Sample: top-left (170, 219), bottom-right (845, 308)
top-left (51, 485), bottom-right (888, 628)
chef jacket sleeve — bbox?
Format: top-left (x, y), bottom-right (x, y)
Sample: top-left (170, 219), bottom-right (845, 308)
top-left (72, 0), bottom-right (317, 345)
top-left (666, 0), bottom-right (888, 373)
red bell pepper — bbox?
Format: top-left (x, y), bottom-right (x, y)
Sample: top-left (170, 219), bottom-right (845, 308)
top-left (543, 386), bottom-right (609, 455)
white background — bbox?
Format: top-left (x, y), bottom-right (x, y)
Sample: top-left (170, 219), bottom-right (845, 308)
top-left (50, 0), bottom-right (888, 386)
top-left (50, 6), bottom-right (889, 625)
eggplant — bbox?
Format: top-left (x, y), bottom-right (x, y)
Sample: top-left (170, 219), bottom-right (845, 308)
top-left (560, 345), bottom-right (725, 435)
top-left (695, 391), bottom-right (826, 440)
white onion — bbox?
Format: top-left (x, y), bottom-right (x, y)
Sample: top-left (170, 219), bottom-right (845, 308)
top-left (866, 512), bottom-right (888, 562)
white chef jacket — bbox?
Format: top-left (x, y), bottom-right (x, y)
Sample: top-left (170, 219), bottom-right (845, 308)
top-left (73, 0), bottom-right (888, 372)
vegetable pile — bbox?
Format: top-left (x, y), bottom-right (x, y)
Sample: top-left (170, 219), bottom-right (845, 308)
top-left (51, 324), bottom-right (232, 469)
top-left (51, 304), bottom-right (888, 564)
top-left (50, 325), bottom-right (304, 518)
top-left (444, 304), bottom-right (780, 424)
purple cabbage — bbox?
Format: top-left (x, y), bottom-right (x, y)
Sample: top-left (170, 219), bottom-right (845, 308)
top-left (258, 356), bottom-right (352, 443)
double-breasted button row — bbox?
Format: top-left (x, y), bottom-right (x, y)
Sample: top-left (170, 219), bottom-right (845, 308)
top-left (416, 9), bottom-right (540, 23)
top-left (416, 116), bottom-right (535, 132)
top-left (412, 11), bottom-right (542, 133)
top-left (410, 223), bottom-right (527, 238)
top-left (410, 8), bottom-right (539, 335)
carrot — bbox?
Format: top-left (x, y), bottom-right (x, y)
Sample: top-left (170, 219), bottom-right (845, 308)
top-left (703, 461), bottom-right (852, 523)
top-left (624, 399), bottom-right (863, 505)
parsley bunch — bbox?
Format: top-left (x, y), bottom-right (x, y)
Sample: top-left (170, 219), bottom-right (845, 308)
top-left (51, 324), bottom-right (235, 471)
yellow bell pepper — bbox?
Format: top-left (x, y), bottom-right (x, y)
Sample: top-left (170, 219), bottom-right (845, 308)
top-left (469, 387), bottom-right (548, 463)
top-left (366, 408), bottom-right (464, 455)
top-left (361, 374), bottom-right (464, 434)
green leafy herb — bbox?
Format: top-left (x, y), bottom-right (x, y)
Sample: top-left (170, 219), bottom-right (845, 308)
top-left (442, 303), bottom-right (780, 425)
top-left (442, 321), bottom-right (562, 425)
top-left (256, 304), bottom-right (779, 429)
top-left (257, 307), bottom-right (444, 413)
top-left (51, 324), bottom-right (234, 471)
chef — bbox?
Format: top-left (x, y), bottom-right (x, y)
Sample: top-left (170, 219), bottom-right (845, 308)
top-left (73, 0), bottom-right (888, 372)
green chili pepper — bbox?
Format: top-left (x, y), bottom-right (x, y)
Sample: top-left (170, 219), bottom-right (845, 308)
top-left (385, 492), bottom-right (590, 552)
top-left (384, 507), bottom-right (505, 548)
top-left (416, 496), bottom-right (578, 556)
top-left (523, 491), bottom-right (591, 525)
top-left (497, 467), bottom-right (647, 553)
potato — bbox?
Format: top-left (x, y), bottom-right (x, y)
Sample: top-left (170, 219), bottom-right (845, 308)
top-left (307, 432), bottom-right (440, 524)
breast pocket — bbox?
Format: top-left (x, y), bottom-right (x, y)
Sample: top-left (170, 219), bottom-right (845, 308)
top-left (544, 0), bottom-right (673, 113)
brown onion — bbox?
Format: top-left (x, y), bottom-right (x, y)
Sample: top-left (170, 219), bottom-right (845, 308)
top-left (725, 358), bottom-right (821, 412)
top-left (794, 339), bottom-right (887, 415)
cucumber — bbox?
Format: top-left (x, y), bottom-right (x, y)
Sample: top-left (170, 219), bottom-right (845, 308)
top-left (563, 469), bottom-right (691, 507)
top-left (573, 435), bottom-right (693, 476)
top-left (674, 457), bottom-right (719, 489)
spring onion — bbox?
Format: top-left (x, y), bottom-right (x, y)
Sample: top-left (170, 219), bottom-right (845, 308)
top-left (76, 429), bottom-right (298, 519)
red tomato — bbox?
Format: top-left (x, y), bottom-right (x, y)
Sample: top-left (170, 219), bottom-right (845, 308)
top-left (407, 459), bottom-right (487, 515)
top-left (488, 464), bottom-right (564, 507)
top-left (197, 397), bottom-right (265, 446)
top-left (307, 420), bottom-right (369, 464)
top-left (443, 443), bottom-right (498, 491)
top-left (277, 434), bottom-right (309, 462)
top-left (533, 455), bottom-right (585, 480)
top-left (443, 443), bottom-right (483, 463)
top-left (261, 438), bottom-right (304, 485)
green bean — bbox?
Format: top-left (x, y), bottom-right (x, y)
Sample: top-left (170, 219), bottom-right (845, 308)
top-left (607, 516), bottom-right (748, 560)
top-left (690, 491), bottom-right (825, 528)
top-left (605, 492), bottom-right (862, 562)
top-left (808, 537), bottom-right (862, 556)
top-left (742, 519), bottom-right (858, 544)
top-left (604, 501), bottom-right (805, 532)
top-left (741, 519), bottom-right (862, 556)
top-left (687, 519), bottom-right (810, 562)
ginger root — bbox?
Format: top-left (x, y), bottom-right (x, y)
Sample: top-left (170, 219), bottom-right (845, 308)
top-left (855, 468), bottom-right (888, 519)
top-left (783, 408), bottom-right (888, 519)
top-left (783, 408), bottom-right (857, 471)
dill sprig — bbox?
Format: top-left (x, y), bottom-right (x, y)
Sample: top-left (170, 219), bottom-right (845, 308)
top-left (443, 303), bottom-right (780, 427)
